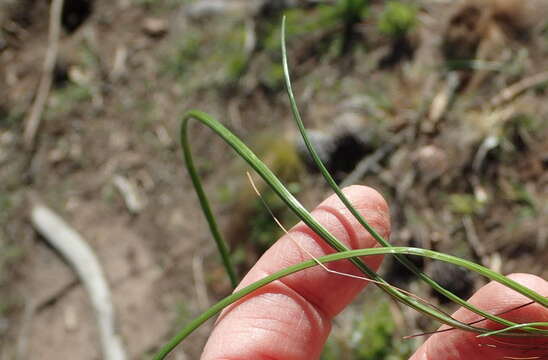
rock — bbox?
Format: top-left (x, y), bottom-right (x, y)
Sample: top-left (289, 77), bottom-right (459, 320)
top-left (142, 17), bottom-right (168, 38)
top-left (295, 129), bottom-right (335, 172)
top-left (330, 132), bottom-right (371, 176)
top-left (382, 232), bottom-right (425, 287)
top-left (413, 144), bottom-right (449, 183)
top-left (61, 0), bottom-right (93, 33)
top-left (428, 261), bottom-right (475, 304)
top-left (294, 113), bottom-right (375, 183)
top-left (186, 0), bottom-right (254, 19)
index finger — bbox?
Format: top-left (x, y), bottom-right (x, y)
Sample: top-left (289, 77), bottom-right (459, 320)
top-left (201, 185), bottom-right (390, 360)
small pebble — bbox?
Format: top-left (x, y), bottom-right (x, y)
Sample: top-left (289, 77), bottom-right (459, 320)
top-left (142, 17), bottom-right (168, 38)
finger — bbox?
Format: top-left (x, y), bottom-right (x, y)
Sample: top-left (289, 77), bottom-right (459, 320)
top-left (201, 185), bottom-right (391, 360)
top-left (410, 273), bottom-right (548, 360)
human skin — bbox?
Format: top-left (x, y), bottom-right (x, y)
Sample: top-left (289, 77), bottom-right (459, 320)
top-left (201, 185), bottom-right (548, 360)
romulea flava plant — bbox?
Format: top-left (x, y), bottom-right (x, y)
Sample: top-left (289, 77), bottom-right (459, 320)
top-left (153, 17), bottom-right (548, 360)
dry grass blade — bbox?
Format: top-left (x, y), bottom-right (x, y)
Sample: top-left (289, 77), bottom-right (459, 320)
top-left (490, 70), bottom-right (548, 108)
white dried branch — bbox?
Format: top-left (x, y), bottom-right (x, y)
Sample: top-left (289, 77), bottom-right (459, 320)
top-left (30, 204), bottom-right (127, 360)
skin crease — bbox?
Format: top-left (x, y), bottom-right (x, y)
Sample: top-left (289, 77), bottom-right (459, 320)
top-left (201, 185), bottom-right (548, 360)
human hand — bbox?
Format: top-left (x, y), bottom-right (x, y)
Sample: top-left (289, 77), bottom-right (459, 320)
top-left (201, 186), bottom-right (548, 360)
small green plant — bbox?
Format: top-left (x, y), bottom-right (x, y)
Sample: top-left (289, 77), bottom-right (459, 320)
top-left (172, 302), bottom-right (191, 329)
top-left (323, 300), bottom-right (414, 360)
top-left (225, 54), bottom-right (248, 83)
top-left (163, 34), bottom-right (201, 79)
top-left (261, 0), bottom-right (370, 60)
top-left (261, 63), bottom-right (286, 91)
top-left (164, 22), bottom-right (250, 88)
top-left (152, 17), bottom-right (548, 360)
top-left (328, 0), bottom-right (371, 55)
top-left (132, 0), bottom-right (182, 12)
top-left (0, 193), bottom-right (23, 290)
top-left (350, 302), bottom-right (401, 359)
top-left (316, 0), bottom-right (371, 55)
top-left (334, 0), bottom-right (370, 22)
top-left (448, 193), bottom-right (485, 216)
top-left (378, 1), bottom-right (417, 38)
top-left (0, 242), bottom-right (22, 286)
top-left (46, 82), bottom-right (93, 119)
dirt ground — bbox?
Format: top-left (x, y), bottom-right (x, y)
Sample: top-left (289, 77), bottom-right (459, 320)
top-left (1, 0), bottom-right (547, 359)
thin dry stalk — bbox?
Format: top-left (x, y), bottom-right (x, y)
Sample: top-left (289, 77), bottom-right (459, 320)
top-left (15, 300), bottom-right (36, 360)
top-left (192, 253), bottom-right (210, 310)
top-left (463, 216), bottom-right (488, 267)
top-left (112, 175), bottom-right (145, 214)
top-left (23, 0), bottom-right (64, 150)
top-left (424, 72), bottom-right (460, 131)
top-left (490, 70), bottom-right (548, 108)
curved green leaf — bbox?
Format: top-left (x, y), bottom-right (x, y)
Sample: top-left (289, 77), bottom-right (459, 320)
top-left (153, 246), bottom-right (548, 359)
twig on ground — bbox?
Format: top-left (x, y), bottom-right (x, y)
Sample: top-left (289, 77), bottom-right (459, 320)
top-left (192, 253), bottom-right (210, 310)
top-left (244, 18), bottom-right (256, 57)
top-left (30, 203), bottom-right (127, 360)
top-left (23, 0), bottom-right (64, 150)
top-left (423, 72), bottom-right (460, 133)
top-left (340, 132), bottom-right (404, 188)
top-left (473, 135), bottom-right (499, 172)
top-left (15, 300), bottom-right (35, 360)
top-left (462, 216), bottom-right (488, 267)
top-left (113, 174), bottom-right (145, 214)
top-left (490, 70), bottom-right (548, 108)
top-left (228, 97), bottom-right (244, 133)
top-left (110, 46), bottom-right (128, 81)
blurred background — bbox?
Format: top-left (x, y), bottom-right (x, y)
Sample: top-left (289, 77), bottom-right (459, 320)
top-left (1, 0), bottom-right (547, 358)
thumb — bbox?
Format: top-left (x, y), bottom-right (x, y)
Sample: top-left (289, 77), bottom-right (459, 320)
top-left (411, 273), bottom-right (548, 360)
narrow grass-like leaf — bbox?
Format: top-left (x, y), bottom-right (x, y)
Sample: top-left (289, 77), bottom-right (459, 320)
top-left (280, 16), bottom-right (538, 329)
top-left (178, 111), bottom-right (540, 341)
top-left (153, 246), bottom-right (548, 359)
top-left (477, 322), bottom-right (548, 338)
top-left (181, 120), bottom-right (238, 288)
top-left (166, 16), bottom-right (548, 360)
top-left (180, 112), bottom-right (477, 326)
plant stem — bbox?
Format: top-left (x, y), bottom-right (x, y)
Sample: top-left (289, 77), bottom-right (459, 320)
top-left (181, 117), bottom-right (238, 288)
